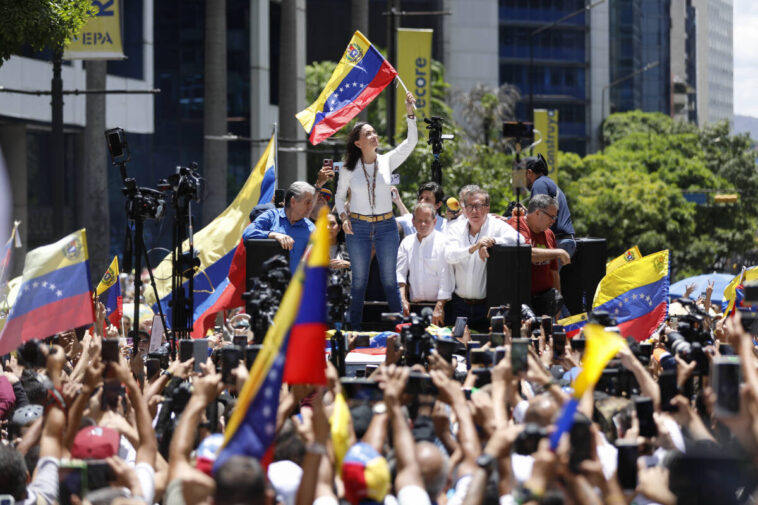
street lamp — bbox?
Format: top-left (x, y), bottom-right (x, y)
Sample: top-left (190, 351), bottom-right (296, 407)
top-left (528, 0), bottom-right (606, 123)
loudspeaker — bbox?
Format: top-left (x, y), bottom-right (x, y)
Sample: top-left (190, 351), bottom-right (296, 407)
top-left (244, 238), bottom-right (286, 290)
top-left (486, 244), bottom-right (532, 311)
top-left (560, 237), bottom-right (607, 314)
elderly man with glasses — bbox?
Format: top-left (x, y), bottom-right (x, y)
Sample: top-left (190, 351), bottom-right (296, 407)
top-left (507, 194), bottom-right (571, 318)
top-left (444, 188), bottom-right (524, 330)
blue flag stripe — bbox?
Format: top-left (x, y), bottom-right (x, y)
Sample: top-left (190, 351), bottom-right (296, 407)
top-left (11, 261), bottom-right (91, 319)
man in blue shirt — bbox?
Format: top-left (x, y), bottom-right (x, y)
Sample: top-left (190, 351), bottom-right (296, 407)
top-left (396, 181), bottom-right (447, 236)
top-left (242, 181), bottom-right (316, 268)
top-left (525, 154), bottom-right (576, 260)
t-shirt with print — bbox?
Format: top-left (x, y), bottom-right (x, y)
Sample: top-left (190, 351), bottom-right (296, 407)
top-left (507, 216), bottom-right (557, 294)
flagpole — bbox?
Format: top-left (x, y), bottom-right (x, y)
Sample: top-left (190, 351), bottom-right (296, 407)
top-left (273, 122), bottom-right (279, 190)
top-left (394, 76), bottom-right (416, 110)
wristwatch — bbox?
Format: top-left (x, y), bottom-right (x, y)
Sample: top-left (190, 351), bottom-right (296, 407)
top-left (372, 402), bottom-right (387, 415)
top-left (161, 370), bottom-right (174, 379)
top-left (475, 453), bottom-right (496, 472)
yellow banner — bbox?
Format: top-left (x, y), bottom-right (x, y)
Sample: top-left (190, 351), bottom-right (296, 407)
top-left (395, 28), bottom-right (433, 138)
top-left (534, 109), bottom-right (559, 183)
top-left (64, 0), bottom-right (125, 60)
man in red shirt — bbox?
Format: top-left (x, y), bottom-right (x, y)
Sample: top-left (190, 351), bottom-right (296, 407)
top-left (507, 194), bottom-right (571, 317)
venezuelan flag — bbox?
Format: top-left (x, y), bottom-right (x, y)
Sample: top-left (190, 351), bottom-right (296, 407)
top-left (722, 266), bottom-right (758, 318)
top-left (591, 250), bottom-right (670, 342)
top-left (96, 256), bottom-right (122, 327)
top-left (214, 208), bottom-right (330, 471)
top-left (297, 31), bottom-right (398, 145)
top-left (558, 312), bottom-right (588, 339)
top-left (148, 134), bottom-right (277, 337)
top-left (0, 229), bottom-right (94, 355)
top-left (549, 324), bottom-right (627, 449)
top-left (605, 245), bottom-right (642, 275)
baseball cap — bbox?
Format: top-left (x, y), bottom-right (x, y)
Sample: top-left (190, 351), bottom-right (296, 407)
top-left (341, 443), bottom-right (390, 505)
top-left (318, 187), bottom-right (333, 201)
top-left (267, 460), bottom-right (304, 505)
top-left (195, 433), bottom-right (224, 476)
top-left (71, 426), bottom-right (120, 459)
top-left (11, 404), bottom-right (43, 427)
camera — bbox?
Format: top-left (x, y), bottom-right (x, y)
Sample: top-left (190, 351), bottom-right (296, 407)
top-left (17, 340), bottom-right (49, 368)
top-left (243, 255), bottom-right (291, 343)
top-left (665, 299), bottom-right (712, 375)
top-left (502, 121), bottom-right (534, 141)
top-left (514, 422), bottom-right (548, 455)
top-left (402, 309), bottom-right (435, 367)
top-left (158, 163), bottom-right (203, 206)
top-left (327, 270), bottom-right (351, 324)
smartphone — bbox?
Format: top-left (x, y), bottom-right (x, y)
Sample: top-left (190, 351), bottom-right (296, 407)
top-left (615, 440), bottom-right (638, 490)
top-left (713, 356), bottom-right (741, 417)
top-left (221, 346), bottom-right (243, 385)
top-left (101, 339), bottom-right (119, 362)
top-left (473, 368), bottom-right (492, 387)
top-left (569, 414), bottom-right (592, 473)
top-left (571, 336), bottom-right (586, 354)
top-left (322, 158), bottom-right (333, 169)
top-left (149, 314), bottom-right (165, 352)
top-left (511, 338), bottom-right (529, 374)
top-left (86, 460), bottom-right (115, 491)
top-left (470, 348), bottom-right (493, 366)
top-left (659, 369), bottom-right (678, 412)
top-left (333, 161), bottom-right (344, 173)
top-left (541, 316), bottom-right (553, 336)
top-left (639, 342), bottom-right (653, 360)
top-left (531, 337), bottom-right (540, 352)
top-left (435, 337), bottom-right (459, 364)
top-left (145, 358), bottom-right (161, 380)
top-left (469, 333), bottom-right (489, 344)
top-left (353, 334), bottom-right (371, 348)
top-left (490, 316), bottom-right (505, 346)
top-left (406, 372), bottom-right (438, 395)
top-left (553, 331), bottom-right (567, 358)
top-left (739, 311), bottom-right (758, 335)
top-left (147, 350), bottom-right (169, 370)
top-left (634, 396), bottom-right (657, 437)
top-left (274, 188), bottom-right (285, 207)
top-left (102, 380), bottom-right (125, 410)
top-left (486, 306), bottom-right (506, 319)
top-left (245, 344), bottom-right (263, 369)
top-left (453, 317), bottom-right (467, 339)
top-left (59, 461), bottom-right (87, 505)
top-left (233, 335), bottom-right (248, 348)
top-left (179, 339), bottom-right (194, 363)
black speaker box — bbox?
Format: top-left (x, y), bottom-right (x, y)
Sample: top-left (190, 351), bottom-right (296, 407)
top-left (244, 238), bottom-right (286, 291)
top-left (559, 237), bottom-right (607, 314)
top-left (486, 244), bottom-right (532, 311)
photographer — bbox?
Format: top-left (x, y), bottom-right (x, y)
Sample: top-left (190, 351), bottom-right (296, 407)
top-left (242, 181), bottom-right (316, 269)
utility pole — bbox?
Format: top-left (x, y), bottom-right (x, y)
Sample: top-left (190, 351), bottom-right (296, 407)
top-left (386, 0), bottom-right (400, 141)
top-left (352, 0), bottom-right (370, 122)
top-left (51, 48), bottom-right (65, 233)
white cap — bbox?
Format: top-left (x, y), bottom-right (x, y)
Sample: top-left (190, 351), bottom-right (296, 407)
top-left (267, 460), bottom-right (303, 505)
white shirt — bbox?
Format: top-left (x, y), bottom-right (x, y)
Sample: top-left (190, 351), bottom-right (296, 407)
top-left (444, 215), bottom-right (524, 300)
top-left (397, 213), bottom-right (447, 236)
top-left (396, 229), bottom-right (454, 302)
top-left (335, 118), bottom-right (417, 216)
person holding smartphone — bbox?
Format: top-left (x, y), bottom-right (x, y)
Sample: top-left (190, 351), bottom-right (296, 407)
top-left (335, 91), bottom-right (417, 329)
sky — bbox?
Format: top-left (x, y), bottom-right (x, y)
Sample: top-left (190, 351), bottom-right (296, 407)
top-left (734, 0), bottom-right (758, 117)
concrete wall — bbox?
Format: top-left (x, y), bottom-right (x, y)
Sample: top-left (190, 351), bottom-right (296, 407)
top-left (589, 0), bottom-right (610, 153)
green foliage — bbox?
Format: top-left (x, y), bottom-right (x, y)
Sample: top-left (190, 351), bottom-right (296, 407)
top-left (0, 0), bottom-right (95, 63)
top-left (565, 111), bottom-right (758, 279)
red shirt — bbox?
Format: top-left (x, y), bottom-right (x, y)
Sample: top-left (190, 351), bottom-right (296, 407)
top-left (507, 216), bottom-right (558, 294)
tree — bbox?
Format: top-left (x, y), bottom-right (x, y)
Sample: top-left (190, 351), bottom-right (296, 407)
top-left (0, 0), bottom-right (94, 64)
top-left (452, 83), bottom-right (520, 147)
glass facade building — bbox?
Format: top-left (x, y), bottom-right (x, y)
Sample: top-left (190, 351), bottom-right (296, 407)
top-left (498, 0), bottom-right (590, 155)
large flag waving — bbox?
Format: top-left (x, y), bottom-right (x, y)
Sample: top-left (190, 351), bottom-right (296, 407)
top-left (148, 134), bottom-right (277, 332)
top-left (592, 250), bottom-right (670, 342)
top-left (214, 208), bottom-right (330, 471)
top-left (296, 31), bottom-right (398, 145)
top-left (722, 266), bottom-right (758, 318)
top-left (549, 324), bottom-right (627, 449)
top-left (96, 256), bottom-right (123, 327)
top-left (0, 221), bottom-right (21, 311)
top-left (605, 245), bottom-right (642, 275)
top-left (0, 229), bottom-right (95, 355)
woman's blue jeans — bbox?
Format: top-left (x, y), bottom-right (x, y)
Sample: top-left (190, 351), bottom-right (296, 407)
top-left (345, 217), bottom-right (402, 329)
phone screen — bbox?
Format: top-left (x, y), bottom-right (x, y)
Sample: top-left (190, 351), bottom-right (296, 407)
top-left (274, 189), bottom-right (285, 207)
top-left (541, 316), bottom-right (553, 336)
top-left (511, 338), bottom-right (529, 374)
top-left (221, 346), bottom-right (243, 385)
top-left (659, 369), bottom-right (678, 412)
top-left (245, 344), bottom-right (263, 369)
top-left (146, 358), bottom-right (160, 380)
top-left (453, 317), bottom-right (467, 339)
top-left (615, 441), bottom-right (638, 490)
top-left (714, 357), bottom-right (740, 416)
top-left (101, 339), bottom-right (119, 362)
top-left (192, 339), bottom-right (209, 373)
top-left (569, 415), bottom-right (592, 473)
top-left (553, 331), bottom-right (567, 357)
top-left (634, 396), bottom-right (657, 437)
top-left (179, 340), bottom-right (194, 363)
top-left (490, 316), bottom-right (505, 346)
top-left (59, 462), bottom-right (87, 505)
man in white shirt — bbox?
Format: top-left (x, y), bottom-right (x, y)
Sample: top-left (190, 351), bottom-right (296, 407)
top-left (396, 182), bottom-right (447, 236)
top-left (444, 188), bottom-right (524, 329)
top-left (396, 203), bottom-right (454, 325)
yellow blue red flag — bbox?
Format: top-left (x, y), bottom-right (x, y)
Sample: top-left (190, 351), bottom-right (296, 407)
top-left (297, 31), bottom-right (398, 145)
top-left (722, 266), bottom-right (758, 318)
top-left (0, 229), bottom-right (95, 355)
top-left (96, 256), bottom-right (122, 327)
top-left (592, 250), bottom-right (670, 341)
top-left (558, 312), bottom-right (588, 339)
top-left (214, 207), bottom-right (330, 472)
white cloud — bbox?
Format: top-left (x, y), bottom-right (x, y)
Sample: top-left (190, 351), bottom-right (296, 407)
top-left (734, 0), bottom-right (758, 117)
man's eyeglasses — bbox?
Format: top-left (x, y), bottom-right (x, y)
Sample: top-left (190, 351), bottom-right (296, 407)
top-left (466, 203), bottom-right (489, 213)
top-left (542, 209), bottom-right (558, 222)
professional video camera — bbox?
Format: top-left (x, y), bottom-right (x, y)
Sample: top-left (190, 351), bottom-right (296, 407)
top-left (382, 308), bottom-right (437, 367)
top-left (423, 116), bottom-right (454, 185)
top-left (155, 379), bottom-right (194, 458)
top-left (158, 163), bottom-right (203, 206)
top-left (243, 255), bottom-right (290, 343)
top-left (665, 298), bottom-right (712, 375)
top-left (327, 269), bottom-right (351, 324)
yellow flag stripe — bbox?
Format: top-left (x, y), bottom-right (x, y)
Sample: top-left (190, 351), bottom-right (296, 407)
top-left (22, 229), bottom-right (89, 282)
top-left (593, 250), bottom-right (669, 307)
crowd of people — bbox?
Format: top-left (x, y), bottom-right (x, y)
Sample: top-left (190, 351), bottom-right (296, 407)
top-left (2, 91), bottom-right (757, 505)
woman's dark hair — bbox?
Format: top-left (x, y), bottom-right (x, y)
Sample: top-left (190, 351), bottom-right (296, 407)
top-left (331, 211), bottom-right (346, 244)
top-left (344, 121), bottom-right (369, 171)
